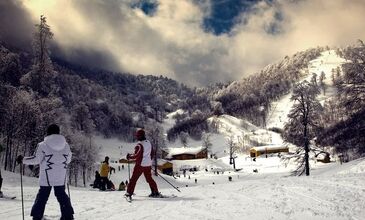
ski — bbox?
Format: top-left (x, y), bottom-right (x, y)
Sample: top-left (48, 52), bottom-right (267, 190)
top-left (147, 194), bottom-right (177, 199)
top-left (0, 195), bottom-right (16, 200)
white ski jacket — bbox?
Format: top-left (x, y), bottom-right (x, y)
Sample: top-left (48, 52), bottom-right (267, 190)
top-left (23, 134), bottom-right (72, 186)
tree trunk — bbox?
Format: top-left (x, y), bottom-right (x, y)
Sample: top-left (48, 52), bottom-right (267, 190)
top-left (304, 123), bottom-right (310, 176)
top-left (82, 165), bottom-right (86, 187)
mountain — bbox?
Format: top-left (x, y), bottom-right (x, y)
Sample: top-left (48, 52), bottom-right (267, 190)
top-left (213, 47), bottom-right (324, 126)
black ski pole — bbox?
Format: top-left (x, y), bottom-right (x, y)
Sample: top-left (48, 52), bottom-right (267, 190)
top-left (154, 169), bottom-right (181, 192)
top-left (66, 169), bottom-right (71, 202)
top-left (20, 164), bottom-right (25, 220)
top-left (127, 159), bottom-right (131, 182)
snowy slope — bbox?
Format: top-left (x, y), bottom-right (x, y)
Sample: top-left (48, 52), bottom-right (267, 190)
top-left (267, 50), bottom-right (348, 129)
top-left (1, 158), bottom-right (364, 220)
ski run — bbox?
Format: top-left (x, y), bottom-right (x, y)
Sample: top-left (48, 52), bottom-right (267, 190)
top-left (1, 158), bottom-right (365, 220)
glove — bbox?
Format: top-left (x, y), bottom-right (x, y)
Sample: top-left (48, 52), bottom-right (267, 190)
top-left (16, 155), bottom-right (23, 164)
top-left (126, 154), bottom-right (130, 160)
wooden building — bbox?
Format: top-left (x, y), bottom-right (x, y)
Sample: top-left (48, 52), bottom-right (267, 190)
top-left (250, 145), bottom-right (289, 157)
top-left (162, 147), bottom-right (207, 160)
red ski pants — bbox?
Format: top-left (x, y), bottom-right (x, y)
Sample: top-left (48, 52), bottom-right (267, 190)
top-left (127, 165), bottom-right (158, 195)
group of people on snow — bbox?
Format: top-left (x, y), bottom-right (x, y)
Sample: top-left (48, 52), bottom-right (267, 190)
top-left (14, 124), bottom-right (160, 220)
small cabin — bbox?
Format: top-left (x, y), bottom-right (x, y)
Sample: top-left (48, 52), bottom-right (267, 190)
top-left (162, 147), bottom-right (207, 160)
top-left (118, 158), bottom-right (135, 164)
top-left (250, 145), bottom-right (289, 157)
top-left (157, 160), bottom-right (173, 175)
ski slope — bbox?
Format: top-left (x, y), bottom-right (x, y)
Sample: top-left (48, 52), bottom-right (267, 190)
top-left (1, 158), bottom-right (364, 220)
top-left (267, 50), bottom-right (348, 129)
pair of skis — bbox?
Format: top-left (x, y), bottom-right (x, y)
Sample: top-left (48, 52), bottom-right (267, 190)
top-left (124, 194), bottom-right (177, 203)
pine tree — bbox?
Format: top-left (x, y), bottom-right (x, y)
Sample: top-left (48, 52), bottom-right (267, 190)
top-left (319, 71), bottom-right (326, 95)
top-left (21, 15), bottom-right (56, 96)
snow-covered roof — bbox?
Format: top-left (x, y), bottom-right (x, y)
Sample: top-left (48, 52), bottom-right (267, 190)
top-left (251, 145), bottom-right (288, 152)
top-left (163, 146), bottom-right (205, 158)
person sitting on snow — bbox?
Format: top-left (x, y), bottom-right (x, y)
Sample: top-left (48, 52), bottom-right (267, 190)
top-left (93, 171), bottom-right (101, 189)
top-left (16, 124), bottom-right (74, 220)
top-left (118, 181), bottom-right (126, 191)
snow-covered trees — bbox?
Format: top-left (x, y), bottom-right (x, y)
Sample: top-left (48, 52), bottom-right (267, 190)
top-left (216, 48), bottom-right (323, 127)
top-left (227, 135), bottom-right (239, 170)
top-left (317, 41), bottom-right (365, 156)
top-left (21, 15), bottom-right (56, 96)
top-left (145, 122), bottom-right (165, 176)
top-left (71, 102), bottom-right (95, 135)
top-left (283, 81), bottom-right (322, 176)
top-left (319, 71), bottom-right (326, 95)
top-left (202, 132), bottom-right (212, 158)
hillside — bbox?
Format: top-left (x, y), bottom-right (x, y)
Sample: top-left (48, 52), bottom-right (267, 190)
top-left (267, 50), bottom-right (348, 129)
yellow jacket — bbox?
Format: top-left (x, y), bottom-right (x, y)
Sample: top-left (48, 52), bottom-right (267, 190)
top-left (100, 162), bottom-right (110, 177)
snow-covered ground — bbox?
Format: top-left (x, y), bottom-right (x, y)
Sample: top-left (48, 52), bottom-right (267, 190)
top-left (1, 158), bottom-right (365, 220)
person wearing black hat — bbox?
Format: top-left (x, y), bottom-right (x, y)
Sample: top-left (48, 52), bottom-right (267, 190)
top-left (125, 129), bottom-right (160, 198)
top-left (99, 156), bottom-right (115, 191)
top-left (16, 124), bottom-right (74, 220)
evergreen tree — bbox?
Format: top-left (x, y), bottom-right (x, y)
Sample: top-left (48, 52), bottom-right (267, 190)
top-left (21, 15), bottom-right (56, 96)
top-left (319, 71), bottom-right (326, 95)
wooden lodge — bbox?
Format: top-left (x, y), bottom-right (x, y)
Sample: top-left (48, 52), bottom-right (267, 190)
top-left (162, 146), bottom-right (207, 160)
top-left (250, 145), bottom-right (289, 157)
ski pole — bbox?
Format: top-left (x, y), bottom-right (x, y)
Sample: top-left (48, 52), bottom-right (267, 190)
top-left (127, 159), bottom-right (131, 182)
top-left (154, 169), bottom-right (181, 192)
top-left (20, 164), bottom-right (25, 220)
top-left (66, 169), bottom-right (71, 202)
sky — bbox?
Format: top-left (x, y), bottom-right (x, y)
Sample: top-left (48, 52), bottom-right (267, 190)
top-left (1, 0), bottom-right (365, 86)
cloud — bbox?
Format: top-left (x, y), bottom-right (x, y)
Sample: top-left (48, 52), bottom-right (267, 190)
top-left (13, 0), bottom-right (365, 86)
top-left (0, 0), bottom-right (33, 49)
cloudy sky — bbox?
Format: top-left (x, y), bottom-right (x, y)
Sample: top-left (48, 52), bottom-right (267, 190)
top-left (2, 0), bottom-right (365, 86)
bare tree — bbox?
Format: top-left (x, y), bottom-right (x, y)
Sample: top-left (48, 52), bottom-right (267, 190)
top-left (201, 132), bottom-right (212, 159)
top-left (283, 80), bottom-right (322, 176)
top-left (227, 135), bottom-right (239, 170)
top-left (145, 122), bottom-right (165, 176)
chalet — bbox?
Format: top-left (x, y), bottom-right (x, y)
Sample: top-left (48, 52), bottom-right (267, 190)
top-left (118, 158), bottom-right (135, 164)
top-left (162, 146), bottom-right (207, 160)
top-left (250, 145), bottom-right (289, 157)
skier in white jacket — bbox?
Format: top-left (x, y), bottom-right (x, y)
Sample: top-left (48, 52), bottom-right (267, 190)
top-left (17, 124), bottom-right (74, 220)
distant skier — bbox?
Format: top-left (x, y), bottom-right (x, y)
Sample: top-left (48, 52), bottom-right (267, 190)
top-left (16, 124), bottom-right (74, 220)
top-left (99, 156), bottom-right (115, 191)
top-left (125, 129), bottom-right (161, 198)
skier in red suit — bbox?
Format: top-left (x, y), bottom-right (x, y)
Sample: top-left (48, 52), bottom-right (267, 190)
top-left (125, 129), bottom-right (161, 198)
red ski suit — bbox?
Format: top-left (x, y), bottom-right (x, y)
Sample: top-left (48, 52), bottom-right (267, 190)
top-left (127, 141), bottom-right (158, 195)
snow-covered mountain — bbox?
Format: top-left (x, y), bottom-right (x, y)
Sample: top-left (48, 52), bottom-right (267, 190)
top-left (267, 50), bottom-right (348, 129)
